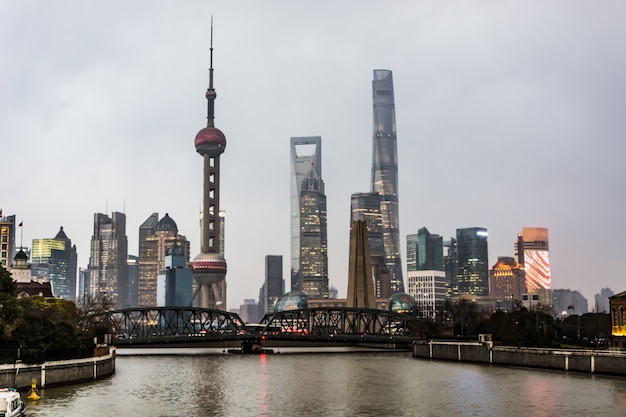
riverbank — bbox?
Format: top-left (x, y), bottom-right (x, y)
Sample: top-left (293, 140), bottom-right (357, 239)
top-left (0, 346), bottom-right (115, 389)
top-left (413, 339), bottom-right (626, 376)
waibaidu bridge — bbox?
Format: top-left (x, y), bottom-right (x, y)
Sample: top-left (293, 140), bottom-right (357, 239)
top-left (106, 306), bottom-right (423, 352)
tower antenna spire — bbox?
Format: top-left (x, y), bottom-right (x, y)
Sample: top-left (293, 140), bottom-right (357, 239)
top-left (206, 15), bottom-right (216, 128)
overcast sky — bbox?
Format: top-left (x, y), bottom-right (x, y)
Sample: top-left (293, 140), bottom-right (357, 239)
top-left (2, 1), bottom-right (625, 310)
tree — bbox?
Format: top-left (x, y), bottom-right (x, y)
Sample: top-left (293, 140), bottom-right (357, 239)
top-left (0, 265), bottom-right (21, 335)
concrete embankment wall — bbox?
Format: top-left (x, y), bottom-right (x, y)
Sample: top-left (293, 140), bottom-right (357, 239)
top-left (0, 347), bottom-right (116, 389)
top-left (413, 341), bottom-right (626, 376)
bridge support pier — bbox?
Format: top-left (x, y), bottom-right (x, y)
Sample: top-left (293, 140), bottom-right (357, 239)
top-left (241, 339), bottom-right (264, 354)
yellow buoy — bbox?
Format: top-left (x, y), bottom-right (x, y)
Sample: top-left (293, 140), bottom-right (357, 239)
top-left (26, 378), bottom-right (40, 401)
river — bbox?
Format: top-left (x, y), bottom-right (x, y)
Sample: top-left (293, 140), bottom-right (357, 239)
top-left (23, 348), bottom-right (626, 416)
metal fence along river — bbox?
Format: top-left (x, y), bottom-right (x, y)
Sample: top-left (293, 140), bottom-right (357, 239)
top-left (24, 349), bottom-right (626, 417)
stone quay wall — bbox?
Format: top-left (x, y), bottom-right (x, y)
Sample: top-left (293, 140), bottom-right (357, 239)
top-left (0, 347), bottom-right (116, 389)
top-left (413, 340), bottom-right (626, 376)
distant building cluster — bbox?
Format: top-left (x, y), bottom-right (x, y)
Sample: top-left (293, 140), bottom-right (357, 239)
top-left (1, 64), bottom-right (618, 322)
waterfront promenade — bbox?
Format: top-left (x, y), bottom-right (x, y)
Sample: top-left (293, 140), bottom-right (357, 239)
top-left (0, 347), bottom-right (115, 389)
top-left (413, 338), bottom-right (626, 376)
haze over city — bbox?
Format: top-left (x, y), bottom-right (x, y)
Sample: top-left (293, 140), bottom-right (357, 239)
top-left (2, 1), bottom-right (625, 309)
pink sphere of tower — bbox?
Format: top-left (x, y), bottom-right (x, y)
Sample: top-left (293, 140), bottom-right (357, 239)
top-left (195, 126), bottom-right (226, 157)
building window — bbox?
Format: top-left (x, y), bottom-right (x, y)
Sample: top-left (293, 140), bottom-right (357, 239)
top-left (621, 307), bottom-right (626, 327)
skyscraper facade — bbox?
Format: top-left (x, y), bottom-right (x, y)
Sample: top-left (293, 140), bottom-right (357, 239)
top-left (516, 227), bottom-right (551, 306)
top-left (371, 69), bottom-right (403, 294)
top-left (263, 255), bottom-right (284, 314)
top-left (191, 27), bottom-right (228, 310)
top-left (0, 214), bottom-right (16, 269)
top-left (127, 255), bottom-right (139, 307)
top-left (138, 213), bottom-right (190, 307)
top-left (157, 243), bottom-right (193, 307)
top-left (406, 227), bottom-right (445, 318)
top-left (88, 212), bottom-right (128, 308)
top-left (290, 136), bottom-right (328, 298)
top-left (489, 256), bottom-right (526, 310)
top-left (444, 238), bottom-right (458, 298)
top-left (31, 227), bottom-right (78, 300)
top-left (456, 227), bottom-right (489, 296)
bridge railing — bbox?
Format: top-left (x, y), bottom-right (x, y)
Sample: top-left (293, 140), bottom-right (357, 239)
top-left (106, 307), bottom-right (246, 344)
top-left (260, 307), bottom-right (421, 341)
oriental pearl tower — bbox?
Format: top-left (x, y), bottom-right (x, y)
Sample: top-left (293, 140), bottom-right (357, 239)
top-left (192, 23), bottom-right (227, 309)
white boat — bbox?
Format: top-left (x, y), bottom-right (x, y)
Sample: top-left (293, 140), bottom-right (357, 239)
top-left (0, 388), bottom-right (25, 417)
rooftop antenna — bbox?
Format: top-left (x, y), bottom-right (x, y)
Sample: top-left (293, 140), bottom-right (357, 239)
top-left (19, 220), bottom-right (23, 249)
top-left (206, 16), bottom-right (216, 128)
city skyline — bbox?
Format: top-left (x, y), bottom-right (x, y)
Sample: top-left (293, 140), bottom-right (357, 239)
top-left (2, 2), bottom-right (625, 308)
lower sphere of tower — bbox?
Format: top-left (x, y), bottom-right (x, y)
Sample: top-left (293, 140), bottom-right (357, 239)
top-left (192, 252), bottom-right (227, 285)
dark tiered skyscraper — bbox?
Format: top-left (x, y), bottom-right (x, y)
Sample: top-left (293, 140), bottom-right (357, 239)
top-left (192, 25), bottom-right (227, 309)
top-left (371, 69), bottom-right (404, 293)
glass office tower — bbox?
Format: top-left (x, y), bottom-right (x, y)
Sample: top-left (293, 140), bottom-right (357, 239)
top-left (31, 227), bottom-right (78, 301)
top-left (371, 69), bottom-right (404, 293)
top-left (290, 136), bottom-right (328, 297)
top-left (456, 227), bottom-right (489, 296)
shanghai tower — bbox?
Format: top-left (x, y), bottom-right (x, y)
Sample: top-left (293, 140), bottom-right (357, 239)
top-left (191, 23), bottom-right (227, 309)
top-left (371, 69), bottom-right (404, 293)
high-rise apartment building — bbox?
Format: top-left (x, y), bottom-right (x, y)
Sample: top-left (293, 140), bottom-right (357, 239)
top-left (456, 227), bottom-right (489, 296)
top-left (406, 227), bottom-right (445, 318)
top-left (262, 255), bottom-right (284, 314)
top-left (595, 287), bottom-right (614, 313)
top-left (552, 289), bottom-right (588, 316)
top-left (371, 69), bottom-right (403, 294)
top-left (88, 212), bottom-right (128, 308)
top-left (138, 213), bottom-right (190, 307)
top-left (290, 136), bottom-right (328, 298)
top-left (489, 256), bottom-right (526, 309)
top-left (516, 227), bottom-right (551, 306)
top-left (31, 227), bottom-right (78, 300)
top-left (0, 213), bottom-right (16, 269)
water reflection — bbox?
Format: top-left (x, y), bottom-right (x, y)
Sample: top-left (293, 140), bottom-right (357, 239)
top-left (24, 350), bottom-right (626, 417)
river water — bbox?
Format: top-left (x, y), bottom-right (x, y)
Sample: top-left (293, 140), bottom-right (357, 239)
top-left (23, 348), bottom-right (626, 417)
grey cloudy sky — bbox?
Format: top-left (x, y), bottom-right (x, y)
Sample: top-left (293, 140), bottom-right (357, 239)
top-left (2, 1), bottom-right (625, 310)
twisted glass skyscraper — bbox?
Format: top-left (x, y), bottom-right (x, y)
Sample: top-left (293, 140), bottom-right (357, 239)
top-left (371, 69), bottom-right (404, 293)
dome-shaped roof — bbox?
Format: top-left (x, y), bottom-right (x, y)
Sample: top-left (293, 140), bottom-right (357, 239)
top-left (156, 213), bottom-right (178, 232)
top-left (14, 249), bottom-right (28, 261)
top-left (195, 126), bottom-right (226, 157)
top-left (274, 291), bottom-right (308, 312)
top-left (389, 293), bottom-right (418, 314)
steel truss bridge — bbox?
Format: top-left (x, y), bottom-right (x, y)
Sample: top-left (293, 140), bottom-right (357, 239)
top-left (106, 307), bottom-right (423, 350)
